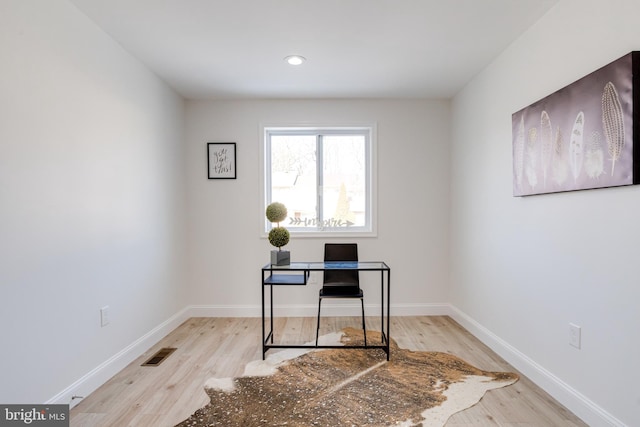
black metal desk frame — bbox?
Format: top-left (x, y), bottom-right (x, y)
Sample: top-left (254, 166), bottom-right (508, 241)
top-left (261, 261), bottom-right (391, 360)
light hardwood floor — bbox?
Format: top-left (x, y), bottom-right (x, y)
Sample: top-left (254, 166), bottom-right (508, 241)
top-left (70, 316), bottom-right (587, 426)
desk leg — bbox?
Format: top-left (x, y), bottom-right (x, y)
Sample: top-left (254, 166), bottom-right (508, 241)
top-left (380, 271), bottom-right (384, 344)
top-left (261, 271), bottom-right (265, 360)
top-left (386, 270), bottom-right (391, 360)
top-left (270, 285), bottom-right (274, 343)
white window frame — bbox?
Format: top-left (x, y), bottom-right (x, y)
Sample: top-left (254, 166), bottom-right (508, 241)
top-left (261, 124), bottom-right (377, 237)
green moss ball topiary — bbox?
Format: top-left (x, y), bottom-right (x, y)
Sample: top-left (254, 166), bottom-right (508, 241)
top-left (268, 227), bottom-right (290, 248)
top-left (266, 202), bottom-right (287, 224)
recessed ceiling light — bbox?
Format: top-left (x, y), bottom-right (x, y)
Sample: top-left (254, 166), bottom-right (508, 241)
top-left (284, 55), bottom-right (306, 65)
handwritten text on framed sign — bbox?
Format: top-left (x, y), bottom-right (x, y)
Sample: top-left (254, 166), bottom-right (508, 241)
top-left (207, 142), bottom-right (236, 179)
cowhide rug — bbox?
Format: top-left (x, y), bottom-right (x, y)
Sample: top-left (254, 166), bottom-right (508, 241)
top-left (176, 328), bottom-right (518, 427)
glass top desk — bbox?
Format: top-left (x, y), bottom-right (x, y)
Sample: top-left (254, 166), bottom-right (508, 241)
top-left (261, 261), bottom-right (391, 360)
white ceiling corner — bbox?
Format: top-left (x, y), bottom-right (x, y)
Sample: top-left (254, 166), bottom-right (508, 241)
top-left (68, 0), bottom-right (559, 100)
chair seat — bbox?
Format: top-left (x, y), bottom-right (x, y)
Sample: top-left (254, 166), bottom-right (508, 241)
top-left (319, 286), bottom-right (363, 298)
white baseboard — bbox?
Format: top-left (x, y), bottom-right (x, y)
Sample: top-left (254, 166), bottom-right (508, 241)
top-left (390, 303), bottom-right (451, 316)
top-left (50, 303), bottom-right (450, 408)
top-left (47, 306), bottom-right (191, 409)
top-left (189, 304), bottom-right (263, 317)
top-left (448, 305), bottom-right (627, 427)
top-left (51, 302), bottom-right (626, 427)
top-left (187, 303), bottom-right (451, 318)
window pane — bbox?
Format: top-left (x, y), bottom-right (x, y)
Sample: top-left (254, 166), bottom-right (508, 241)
top-left (265, 126), bottom-right (373, 235)
top-left (270, 134), bottom-right (317, 228)
top-left (322, 135), bottom-right (366, 228)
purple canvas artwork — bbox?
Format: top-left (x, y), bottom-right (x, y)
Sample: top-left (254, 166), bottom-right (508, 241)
top-left (512, 52), bottom-right (639, 196)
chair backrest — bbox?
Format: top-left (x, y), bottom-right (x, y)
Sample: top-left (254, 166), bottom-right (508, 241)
top-left (323, 243), bottom-right (359, 288)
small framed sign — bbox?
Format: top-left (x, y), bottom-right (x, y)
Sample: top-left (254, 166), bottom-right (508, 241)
top-left (207, 142), bottom-right (236, 179)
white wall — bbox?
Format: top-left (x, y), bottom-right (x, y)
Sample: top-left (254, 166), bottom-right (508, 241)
top-left (9, 1), bottom-right (637, 424)
top-left (450, 0), bottom-right (640, 425)
top-left (0, 1), bottom-right (186, 405)
top-left (185, 99), bottom-right (450, 316)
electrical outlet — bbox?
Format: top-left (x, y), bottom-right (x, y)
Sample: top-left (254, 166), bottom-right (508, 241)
top-left (100, 306), bottom-right (110, 327)
top-left (569, 323), bottom-right (581, 349)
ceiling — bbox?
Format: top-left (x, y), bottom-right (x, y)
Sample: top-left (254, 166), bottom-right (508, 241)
top-left (69, 0), bottom-right (558, 100)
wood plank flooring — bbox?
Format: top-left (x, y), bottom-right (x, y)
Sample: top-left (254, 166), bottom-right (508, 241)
top-left (70, 316), bottom-right (587, 426)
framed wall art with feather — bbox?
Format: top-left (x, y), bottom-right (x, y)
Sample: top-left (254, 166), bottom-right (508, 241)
top-left (512, 51), bottom-right (640, 196)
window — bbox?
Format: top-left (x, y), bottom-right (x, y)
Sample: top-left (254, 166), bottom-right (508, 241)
top-left (263, 126), bottom-right (375, 235)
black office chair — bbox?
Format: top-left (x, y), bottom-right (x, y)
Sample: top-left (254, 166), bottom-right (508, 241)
top-left (316, 243), bottom-right (366, 346)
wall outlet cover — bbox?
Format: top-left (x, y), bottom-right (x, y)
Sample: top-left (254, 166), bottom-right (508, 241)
top-left (569, 323), bottom-right (581, 349)
top-left (100, 306), bottom-right (110, 327)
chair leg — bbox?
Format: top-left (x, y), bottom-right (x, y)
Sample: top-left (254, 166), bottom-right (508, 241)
top-left (360, 298), bottom-right (367, 346)
top-left (316, 298), bottom-right (322, 346)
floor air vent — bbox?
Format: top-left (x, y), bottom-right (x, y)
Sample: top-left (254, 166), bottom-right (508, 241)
top-left (142, 347), bottom-right (176, 366)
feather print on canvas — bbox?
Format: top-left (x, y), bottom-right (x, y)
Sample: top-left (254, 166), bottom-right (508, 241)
top-left (514, 115), bottom-right (525, 191)
top-left (512, 52), bottom-right (636, 196)
top-left (601, 81), bottom-right (625, 175)
top-left (552, 126), bottom-right (568, 186)
top-left (525, 127), bottom-right (538, 188)
top-left (584, 131), bottom-right (604, 179)
top-left (569, 111), bottom-right (585, 183)
top-left (540, 110), bottom-right (553, 188)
